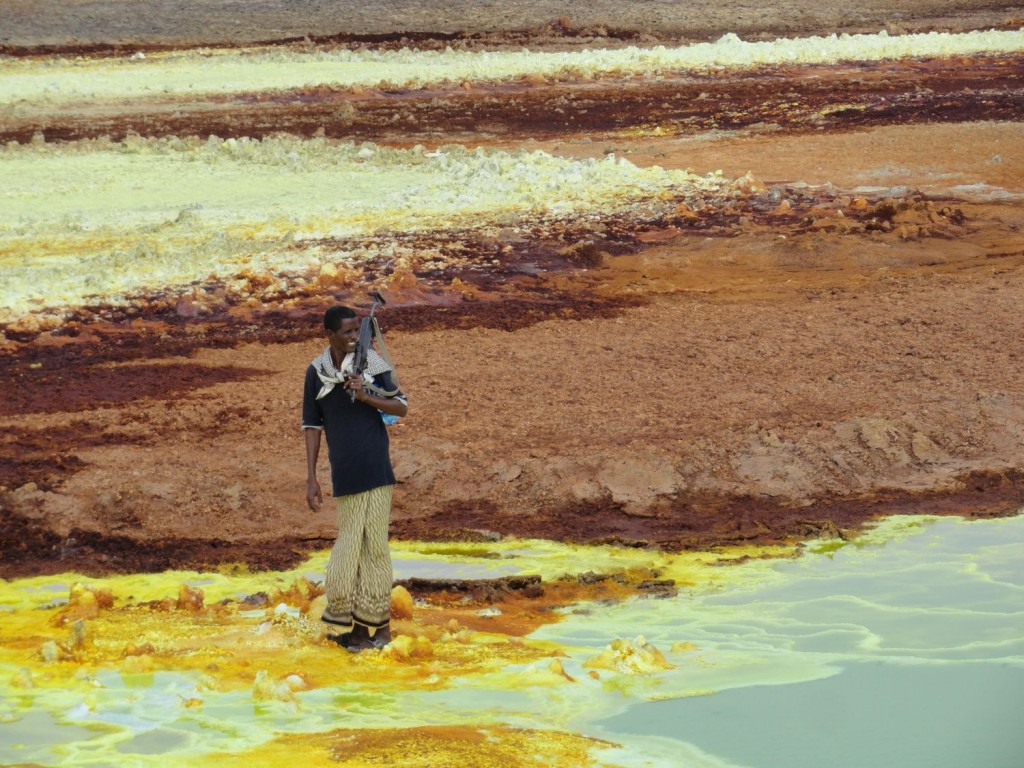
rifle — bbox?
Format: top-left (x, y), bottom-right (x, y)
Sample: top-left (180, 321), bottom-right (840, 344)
top-left (349, 291), bottom-right (400, 401)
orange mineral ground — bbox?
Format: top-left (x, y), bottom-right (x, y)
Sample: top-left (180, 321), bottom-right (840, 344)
top-left (3, 7), bottom-right (1024, 576)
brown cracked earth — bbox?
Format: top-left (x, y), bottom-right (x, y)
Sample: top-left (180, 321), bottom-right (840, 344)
top-left (2, 1), bottom-right (1024, 578)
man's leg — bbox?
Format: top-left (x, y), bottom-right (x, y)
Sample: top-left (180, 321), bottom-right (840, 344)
top-left (321, 491), bottom-right (370, 632)
top-left (352, 484), bottom-right (394, 643)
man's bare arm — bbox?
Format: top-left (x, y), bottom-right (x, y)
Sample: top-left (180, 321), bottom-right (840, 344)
top-left (357, 391), bottom-right (408, 417)
top-left (304, 427), bottom-right (324, 511)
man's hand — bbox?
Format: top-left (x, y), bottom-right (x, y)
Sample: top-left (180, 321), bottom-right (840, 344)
top-left (306, 478), bottom-right (323, 511)
top-left (344, 373), bottom-right (366, 401)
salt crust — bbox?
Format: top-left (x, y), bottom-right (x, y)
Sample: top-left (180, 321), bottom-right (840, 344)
top-left (0, 138), bottom-right (732, 320)
top-left (1, 29), bottom-right (1021, 104)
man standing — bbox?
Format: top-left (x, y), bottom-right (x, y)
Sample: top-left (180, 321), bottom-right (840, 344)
top-left (302, 305), bottom-right (407, 651)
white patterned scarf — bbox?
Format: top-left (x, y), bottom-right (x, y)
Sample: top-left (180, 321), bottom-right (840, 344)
top-left (312, 346), bottom-right (394, 400)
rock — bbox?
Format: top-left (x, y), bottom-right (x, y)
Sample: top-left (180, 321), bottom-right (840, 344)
top-left (253, 670), bottom-right (296, 702)
top-left (911, 431), bottom-right (947, 463)
top-left (176, 583), bottom-right (205, 613)
top-left (122, 641), bottom-right (156, 657)
top-left (54, 583), bottom-right (104, 625)
top-left (671, 641), bottom-right (700, 653)
top-left (596, 456), bottom-right (679, 507)
top-left (411, 636), bottom-right (433, 659)
top-left (851, 416), bottom-right (911, 466)
top-left (6, 315), bottom-right (42, 336)
top-left (491, 462), bottom-right (522, 482)
top-left (390, 585), bottom-right (414, 620)
top-left (9, 668), bottom-right (34, 688)
top-left (306, 595), bottom-right (327, 622)
top-left (284, 674), bottom-right (309, 691)
top-left (70, 619), bottom-right (88, 649)
top-left (242, 592), bottom-right (270, 608)
top-left (637, 579), bottom-right (678, 598)
top-left (39, 641), bottom-right (62, 663)
top-left (396, 575), bottom-right (540, 598)
top-left (385, 634), bottom-right (415, 661)
top-left (548, 658), bottom-right (576, 681)
top-left (735, 171), bottom-right (766, 194)
top-left (122, 654), bottom-right (155, 673)
top-left (449, 277), bottom-right (478, 300)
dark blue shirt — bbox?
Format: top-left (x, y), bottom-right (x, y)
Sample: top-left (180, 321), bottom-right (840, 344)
top-left (302, 365), bottom-right (402, 496)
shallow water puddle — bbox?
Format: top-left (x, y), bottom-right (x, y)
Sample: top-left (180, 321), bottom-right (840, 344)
top-left (1, 517), bottom-right (1021, 766)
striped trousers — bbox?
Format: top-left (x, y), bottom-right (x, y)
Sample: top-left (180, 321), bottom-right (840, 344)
top-left (321, 484), bottom-right (393, 633)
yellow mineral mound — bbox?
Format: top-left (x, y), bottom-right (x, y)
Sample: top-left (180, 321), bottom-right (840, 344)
top-left (383, 634), bottom-right (434, 662)
top-left (582, 635), bottom-right (675, 674)
top-left (253, 669), bottom-right (299, 703)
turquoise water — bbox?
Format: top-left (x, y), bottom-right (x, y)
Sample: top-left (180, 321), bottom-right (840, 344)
top-left (602, 661), bottom-right (1023, 768)
top-left (574, 515), bottom-right (1024, 767)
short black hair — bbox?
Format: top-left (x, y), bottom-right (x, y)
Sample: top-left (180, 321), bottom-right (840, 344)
top-left (323, 305), bottom-right (357, 332)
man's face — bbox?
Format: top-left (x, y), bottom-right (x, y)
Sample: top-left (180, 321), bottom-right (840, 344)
top-left (328, 317), bottom-right (360, 355)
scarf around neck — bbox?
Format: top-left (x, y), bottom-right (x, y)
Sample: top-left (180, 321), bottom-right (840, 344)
top-left (313, 346), bottom-right (393, 400)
